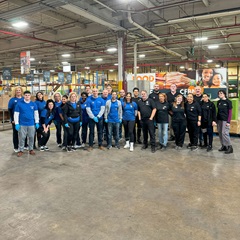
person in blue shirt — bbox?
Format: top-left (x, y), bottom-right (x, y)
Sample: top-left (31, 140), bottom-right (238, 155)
top-left (79, 92), bottom-right (89, 148)
top-left (104, 91), bottom-right (122, 149)
top-left (59, 95), bottom-right (68, 151)
top-left (63, 92), bottom-right (82, 152)
top-left (118, 89), bottom-right (125, 139)
top-left (86, 88), bottom-right (105, 151)
top-left (53, 92), bottom-right (62, 147)
top-left (122, 92), bottom-right (138, 152)
top-left (34, 91), bottom-right (46, 148)
top-left (14, 90), bottom-right (39, 157)
top-left (39, 99), bottom-right (55, 151)
top-left (8, 86), bottom-right (24, 152)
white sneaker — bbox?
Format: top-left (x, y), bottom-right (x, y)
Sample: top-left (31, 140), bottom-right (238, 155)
top-left (130, 142), bottom-right (134, 152)
top-left (74, 145), bottom-right (81, 149)
top-left (14, 149), bottom-right (18, 153)
top-left (44, 146), bottom-right (49, 151)
top-left (40, 146), bottom-right (45, 151)
top-left (124, 141), bottom-right (130, 149)
top-left (80, 143), bottom-right (85, 148)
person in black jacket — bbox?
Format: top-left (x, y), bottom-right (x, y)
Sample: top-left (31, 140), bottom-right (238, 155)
top-left (39, 99), bottom-right (55, 151)
top-left (185, 93), bottom-right (202, 151)
top-left (59, 95), bottom-right (68, 151)
top-left (169, 94), bottom-right (186, 150)
top-left (200, 93), bottom-right (217, 152)
top-left (217, 90), bottom-right (233, 154)
top-left (156, 93), bottom-right (170, 150)
top-left (63, 92), bottom-right (82, 152)
top-left (149, 84), bottom-right (160, 102)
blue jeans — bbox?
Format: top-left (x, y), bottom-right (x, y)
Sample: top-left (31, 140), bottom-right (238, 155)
top-left (157, 123), bottom-right (168, 147)
top-left (107, 122), bottom-right (120, 147)
top-left (89, 118), bottom-right (103, 147)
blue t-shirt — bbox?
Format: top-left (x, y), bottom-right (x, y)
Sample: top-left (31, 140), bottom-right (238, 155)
top-left (54, 101), bottom-right (62, 121)
top-left (15, 101), bottom-right (38, 126)
top-left (8, 97), bottom-right (24, 121)
top-left (122, 102), bottom-right (137, 121)
top-left (35, 100), bottom-right (46, 115)
top-left (107, 101), bottom-right (120, 123)
top-left (86, 97), bottom-right (105, 118)
top-left (41, 109), bottom-right (54, 126)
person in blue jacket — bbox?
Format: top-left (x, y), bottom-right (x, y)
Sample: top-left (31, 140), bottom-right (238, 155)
top-left (63, 92), bottom-right (82, 152)
top-left (8, 86), bottom-right (24, 152)
top-left (39, 99), bottom-right (55, 151)
top-left (104, 91), bottom-right (122, 149)
top-left (86, 88), bottom-right (105, 151)
top-left (34, 91), bottom-right (46, 148)
top-left (53, 92), bottom-right (62, 147)
top-left (14, 90), bottom-right (39, 157)
top-left (79, 92), bottom-right (89, 148)
top-left (122, 92), bottom-right (138, 152)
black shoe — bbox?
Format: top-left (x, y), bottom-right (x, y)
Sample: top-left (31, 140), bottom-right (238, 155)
top-left (201, 144), bottom-right (208, 149)
top-left (207, 145), bottom-right (212, 152)
top-left (151, 147), bottom-right (156, 153)
top-left (199, 142), bottom-right (203, 147)
top-left (161, 146), bottom-right (167, 151)
top-left (225, 145), bottom-right (233, 154)
top-left (191, 146), bottom-right (198, 151)
top-left (218, 145), bottom-right (227, 151)
top-left (67, 147), bottom-right (73, 152)
top-left (187, 143), bottom-right (192, 149)
top-left (137, 140), bottom-right (142, 144)
top-left (141, 145), bottom-right (148, 150)
top-left (158, 144), bottom-right (163, 150)
top-left (169, 136), bottom-right (175, 141)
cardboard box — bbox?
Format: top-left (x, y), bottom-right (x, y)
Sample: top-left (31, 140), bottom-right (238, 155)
top-left (213, 120), bottom-right (240, 134)
top-left (0, 95), bottom-right (11, 109)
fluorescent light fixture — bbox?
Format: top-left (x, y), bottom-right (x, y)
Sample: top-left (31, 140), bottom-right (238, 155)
top-left (208, 45), bottom-right (219, 49)
top-left (107, 47), bottom-right (117, 52)
top-left (114, 63), bottom-right (118, 66)
top-left (136, 66), bottom-right (139, 69)
top-left (62, 61), bottom-right (69, 65)
top-left (195, 37), bottom-right (208, 41)
top-left (139, 54), bottom-right (145, 58)
top-left (165, 63), bottom-right (170, 66)
top-left (95, 58), bottom-right (103, 62)
top-left (188, 68), bottom-right (192, 70)
top-left (207, 59), bottom-right (213, 63)
top-left (215, 64), bottom-right (220, 67)
top-left (109, 69), bottom-right (114, 72)
top-left (30, 58), bottom-right (35, 61)
top-left (50, 70), bottom-right (55, 72)
top-left (179, 66), bottom-right (185, 69)
top-left (12, 21), bottom-right (28, 28)
top-left (62, 53), bottom-right (71, 57)
top-left (84, 66), bottom-right (90, 70)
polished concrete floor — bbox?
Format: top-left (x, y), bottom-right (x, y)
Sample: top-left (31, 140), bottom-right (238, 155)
top-left (0, 129), bottom-right (240, 240)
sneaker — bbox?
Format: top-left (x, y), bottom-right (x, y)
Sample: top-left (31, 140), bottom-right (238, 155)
top-left (58, 144), bottom-right (62, 148)
top-left (44, 146), bottom-right (49, 151)
top-left (151, 147), bottom-right (156, 153)
top-left (24, 146), bottom-right (29, 151)
top-left (29, 150), bottom-right (36, 155)
top-left (115, 145), bottom-right (120, 149)
top-left (141, 145), bottom-right (148, 150)
top-left (201, 145), bottom-right (208, 149)
top-left (87, 147), bottom-right (93, 152)
top-left (80, 143), bottom-right (85, 148)
top-left (71, 146), bottom-right (77, 151)
top-left (187, 143), bottom-right (192, 149)
top-left (17, 151), bottom-right (24, 157)
top-left (161, 146), bottom-right (167, 151)
top-left (40, 146), bottom-right (45, 151)
top-left (74, 145), bottom-right (81, 149)
top-left (107, 145), bottom-right (112, 150)
top-left (67, 147), bottom-right (73, 152)
top-left (14, 149), bottom-right (18, 153)
top-left (62, 146), bottom-right (67, 151)
top-left (191, 146), bottom-right (198, 151)
top-left (207, 146), bottom-right (212, 152)
top-left (98, 146), bottom-right (105, 151)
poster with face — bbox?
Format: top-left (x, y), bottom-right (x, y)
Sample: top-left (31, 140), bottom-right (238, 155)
top-left (196, 68), bottom-right (227, 88)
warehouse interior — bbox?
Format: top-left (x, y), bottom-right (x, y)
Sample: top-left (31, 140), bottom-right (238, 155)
top-left (1, 0), bottom-right (240, 239)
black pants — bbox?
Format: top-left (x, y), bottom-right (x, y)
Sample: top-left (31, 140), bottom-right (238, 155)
top-left (81, 122), bottom-right (88, 144)
top-left (172, 120), bottom-right (186, 147)
top-left (61, 123), bottom-right (68, 148)
top-left (54, 121), bottom-right (62, 144)
top-left (67, 122), bottom-right (80, 146)
top-left (39, 129), bottom-right (50, 146)
top-left (142, 118), bottom-right (155, 147)
top-left (123, 120), bottom-right (135, 142)
top-left (103, 120), bottom-right (109, 145)
top-left (134, 115), bottom-right (142, 143)
top-left (12, 123), bottom-right (27, 149)
top-left (187, 120), bottom-right (199, 146)
top-left (201, 122), bottom-right (213, 147)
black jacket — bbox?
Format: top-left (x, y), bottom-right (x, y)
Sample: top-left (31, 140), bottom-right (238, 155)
top-left (63, 101), bottom-right (82, 124)
top-left (201, 101), bottom-right (217, 125)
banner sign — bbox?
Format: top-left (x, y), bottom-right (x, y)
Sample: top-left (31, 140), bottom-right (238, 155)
top-left (2, 67), bottom-right (12, 80)
top-left (20, 51), bottom-right (30, 74)
top-left (58, 72), bottom-right (64, 83)
top-left (66, 73), bottom-right (72, 84)
top-left (43, 71), bottom-right (50, 82)
top-left (127, 73), bottom-right (156, 90)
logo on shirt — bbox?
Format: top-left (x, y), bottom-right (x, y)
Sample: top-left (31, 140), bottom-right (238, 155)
top-left (146, 101), bottom-right (149, 105)
top-left (31, 106), bottom-right (34, 110)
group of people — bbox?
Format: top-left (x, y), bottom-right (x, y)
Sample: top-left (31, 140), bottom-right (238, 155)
top-left (8, 83), bottom-right (234, 157)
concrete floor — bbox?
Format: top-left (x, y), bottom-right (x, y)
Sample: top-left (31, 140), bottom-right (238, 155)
top-left (0, 129), bottom-right (240, 240)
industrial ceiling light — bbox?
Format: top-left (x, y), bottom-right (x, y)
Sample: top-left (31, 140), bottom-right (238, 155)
top-left (62, 53), bottom-right (71, 57)
top-left (109, 69), bottom-right (114, 72)
top-left (30, 58), bottom-right (35, 61)
top-left (207, 59), bottom-right (213, 63)
top-left (107, 47), bottom-right (117, 52)
top-left (165, 63), bottom-right (170, 66)
top-left (215, 64), bottom-right (220, 67)
top-left (95, 58), bottom-right (103, 62)
top-left (208, 45), bottom-right (219, 49)
top-left (195, 37), bottom-right (208, 41)
top-left (12, 21), bottom-right (28, 28)
top-left (179, 66), bottom-right (185, 69)
top-left (84, 66), bottom-right (90, 69)
top-left (139, 54), bottom-right (145, 58)
top-left (114, 63), bottom-right (118, 66)
top-left (136, 66), bottom-right (139, 69)
top-left (62, 61), bottom-right (69, 65)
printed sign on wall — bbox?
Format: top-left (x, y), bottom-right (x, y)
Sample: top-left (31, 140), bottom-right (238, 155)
top-left (20, 51), bottom-right (30, 74)
top-left (2, 67), bottom-right (12, 80)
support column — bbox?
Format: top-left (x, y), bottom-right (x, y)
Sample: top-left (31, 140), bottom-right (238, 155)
top-left (117, 31), bottom-right (124, 91)
top-left (134, 43), bottom-right (138, 87)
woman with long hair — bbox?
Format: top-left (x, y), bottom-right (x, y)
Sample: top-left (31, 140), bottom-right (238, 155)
top-left (63, 92), bottom-right (82, 152)
top-left (39, 99), bottom-right (55, 151)
top-left (156, 93), bottom-right (170, 150)
top-left (122, 92), bottom-right (138, 152)
top-left (169, 94), bottom-right (186, 150)
top-left (217, 90), bottom-right (233, 154)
